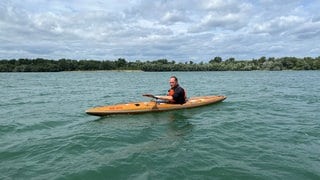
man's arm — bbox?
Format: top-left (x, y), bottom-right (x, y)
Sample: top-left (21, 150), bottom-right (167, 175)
top-left (155, 95), bottom-right (174, 101)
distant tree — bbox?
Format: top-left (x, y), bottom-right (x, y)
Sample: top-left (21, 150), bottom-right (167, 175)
top-left (225, 57), bottom-right (235, 63)
top-left (115, 58), bottom-right (127, 68)
top-left (100, 60), bottom-right (115, 70)
top-left (155, 59), bottom-right (169, 64)
top-left (209, 56), bottom-right (222, 63)
top-left (280, 57), bottom-right (297, 70)
top-left (294, 60), bottom-right (311, 70)
top-left (312, 57), bottom-right (320, 69)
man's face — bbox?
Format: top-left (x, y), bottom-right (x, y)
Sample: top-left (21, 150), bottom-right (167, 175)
top-left (169, 78), bottom-right (177, 88)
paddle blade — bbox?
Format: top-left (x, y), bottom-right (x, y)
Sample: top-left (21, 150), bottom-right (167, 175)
top-left (143, 94), bottom-right (156, 98)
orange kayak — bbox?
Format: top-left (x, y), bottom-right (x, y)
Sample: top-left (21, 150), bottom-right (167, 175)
top-left (86, 95), bottom-right (226, 116)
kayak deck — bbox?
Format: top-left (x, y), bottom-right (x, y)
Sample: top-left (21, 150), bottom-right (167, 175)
top-left (86, 95), bottom-right (226, 116)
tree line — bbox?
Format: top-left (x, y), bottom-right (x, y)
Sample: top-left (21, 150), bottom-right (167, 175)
top-left (0, 56), bottom-right (319, 72)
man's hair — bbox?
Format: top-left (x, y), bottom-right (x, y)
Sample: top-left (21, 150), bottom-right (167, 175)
top-left (170, 76), bottom-right (178, 82)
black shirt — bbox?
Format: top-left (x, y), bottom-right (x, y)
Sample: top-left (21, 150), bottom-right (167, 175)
top-left (171, 85), bottom-right (186, 104)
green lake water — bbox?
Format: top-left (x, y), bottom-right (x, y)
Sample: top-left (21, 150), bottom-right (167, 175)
top-left (1, 71), bottom-right (319, 179)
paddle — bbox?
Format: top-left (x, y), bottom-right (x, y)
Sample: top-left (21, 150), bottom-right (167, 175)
top-left (142, 94), bottom-right (158, 99)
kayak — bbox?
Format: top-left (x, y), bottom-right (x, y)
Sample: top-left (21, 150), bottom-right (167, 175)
top-left (86, 95), bottom-right (226, 116)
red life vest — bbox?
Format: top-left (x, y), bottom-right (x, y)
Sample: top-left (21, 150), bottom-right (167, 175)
top-left (168, 89), bottom-right (175, 96)
top-left (167, 87), bottom-right (187, 103)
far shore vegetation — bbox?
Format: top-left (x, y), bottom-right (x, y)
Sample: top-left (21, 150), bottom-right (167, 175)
top-left (0, 56), bottom-right (319, 72)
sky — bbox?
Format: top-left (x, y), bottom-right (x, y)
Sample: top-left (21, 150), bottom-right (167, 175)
top-left (0, 0), bottom-right (319, 62)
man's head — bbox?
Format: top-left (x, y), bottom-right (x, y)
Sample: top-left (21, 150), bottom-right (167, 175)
top-left (169, 76), bottom-right (178, 88)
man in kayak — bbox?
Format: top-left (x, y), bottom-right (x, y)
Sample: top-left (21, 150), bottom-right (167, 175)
top-left (155, 76), bottom-right (186, 104)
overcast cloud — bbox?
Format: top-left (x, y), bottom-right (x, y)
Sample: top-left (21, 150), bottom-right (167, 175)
top-left (0, 0), bottom-right (319, 62)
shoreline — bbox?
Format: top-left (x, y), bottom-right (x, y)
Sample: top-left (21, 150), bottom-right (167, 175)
top-left (61, 70), bottom-right (144, 72)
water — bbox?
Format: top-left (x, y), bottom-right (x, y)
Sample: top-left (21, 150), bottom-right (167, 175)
top-left (1, 71), bottom-right (319, 179)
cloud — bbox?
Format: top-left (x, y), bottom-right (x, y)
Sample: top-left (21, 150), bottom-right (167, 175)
top-left (161, 10), bottom-right (190, 25)
top-left (252, 15), bottom-right (305, 35)
top-left (0, 0), bottom-right (319, 61)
